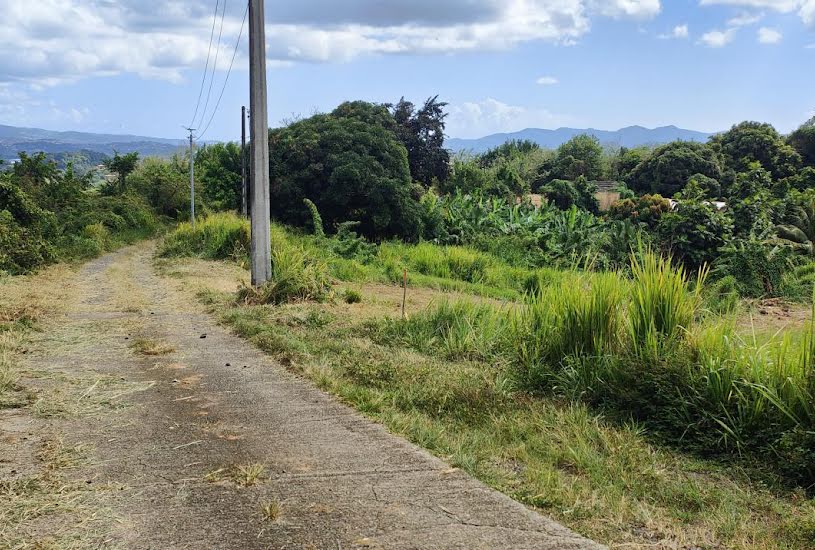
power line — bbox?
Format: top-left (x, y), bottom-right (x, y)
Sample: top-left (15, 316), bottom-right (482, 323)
top-left (189, 0), bottom-right (220, 128)
top-left (196, 2), bottom-right (248, 140)
top-left (195, 0), bottom-right (229, 130)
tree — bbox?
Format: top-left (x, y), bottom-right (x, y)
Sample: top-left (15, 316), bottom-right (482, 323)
top-left (712, 121), bottom-right (801, 180)
top-left (656, 180), bottom-right (733, 269)
top-left (788, 125), bottom-right (815, 168)
top-left (440, 156), bottom-right (491, 196)
top-left (196, 142), bottom-right (242, 211)
top-left (608, 194), bottom-right (672, 230)
top-left (728, 164), bottom-right (775, 238)
top-left (104, 151), bottom-right (140, 193)
top-left (269, 103), bottom-right (422, 240)
top-left (480, 140), bottom-right (541, 168)
top-left (390, 96), bottom-right (451, 186)
top-left (628, 141), bottom-right (722, 196)
top-left (550, 134), bottom-right (605, 181)
top-left (541, 177), bottom-right (599, 213)
top-left (611, 146), bottom-right (652, 183)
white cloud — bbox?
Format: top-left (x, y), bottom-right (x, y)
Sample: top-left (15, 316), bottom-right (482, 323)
top-left (0, 0), bottom-right (666, 88)
top-left (700, 28), bottom-right (737, 47)
top-left (757, 27), bottom-right (783, 43)
top-left (536, 76), bottom-right (560, 85)
top-left (588, 0), bottom-right (662, 18)
top-left (674, 24), bottom-right (690, 37)
top-left (700, 0), bottom-right (815, 26)
top-left (447, 97), bottom-right (571, 138)
top-left (659, 24), bottom-right (689, 38)
top-left (726, 12), bottom-right (764, 26)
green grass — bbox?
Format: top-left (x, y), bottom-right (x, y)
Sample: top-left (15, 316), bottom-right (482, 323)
top-left (159, 212), bottom-right (250, 262)
top-left (196, 291), bottom-right (815, 548)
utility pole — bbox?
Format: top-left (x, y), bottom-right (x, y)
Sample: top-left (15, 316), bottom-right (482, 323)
top-left (241, 106), bottom-right (248, 217)
top-left (185, 127), bottom-right (196, 229)
top-left (249, 0), bottom-right (272, 285)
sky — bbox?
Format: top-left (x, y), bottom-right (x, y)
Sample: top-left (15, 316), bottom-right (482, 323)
top-left (0, 0), bottom-right (813, 141)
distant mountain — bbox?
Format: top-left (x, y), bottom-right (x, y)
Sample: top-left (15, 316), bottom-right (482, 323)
top-left (446, 125), bottom-right (714, 154)
top-left (0, 124), bottom-right (187, 161)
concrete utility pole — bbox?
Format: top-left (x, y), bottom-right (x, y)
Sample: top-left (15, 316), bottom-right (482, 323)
top-left (241, 105), bottom-right (248, 217)
top-left (185, 128), bottom-right (196, 229)
top-left (248, 0), bottom-right (272, 285)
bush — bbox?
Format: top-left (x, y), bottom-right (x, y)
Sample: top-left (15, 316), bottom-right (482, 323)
top-left (0, 210), bottom-right (55, 274)
top-left (608, 194), bottom-right (671, 229)
top-left (159, 212), bottom-right (250, 261)
top-left (714, 239), bottom-right (794, 298)
top-left (127, 157), bottom-right (191, 219)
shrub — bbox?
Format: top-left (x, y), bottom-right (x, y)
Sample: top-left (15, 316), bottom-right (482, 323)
top-left (714, 239), bottom-right (794, 298)
top-left (159, 212), bottom-right (250, 261)
top-left (127, 157), bottom-right (191, 218)
top-left (0, 210), bottom-right (54, 274)
top-left (705, 275), bottom-right (739, 314)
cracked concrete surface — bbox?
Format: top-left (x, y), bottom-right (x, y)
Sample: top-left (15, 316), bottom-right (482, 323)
top-left (22, 243), bottom-right (604, 549)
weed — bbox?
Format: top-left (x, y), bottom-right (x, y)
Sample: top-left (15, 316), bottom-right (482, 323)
top-left (261, 500), bottom-right (281, 522)
top-left (129, 338), bottom-right (175, 356)
top-left (343, 288), bottom-right (363, 304)
top-left (234, 463), bottom-right (266, 487)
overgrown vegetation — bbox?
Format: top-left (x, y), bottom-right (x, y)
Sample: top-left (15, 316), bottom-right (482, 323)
top-left (0, 152), bottom-right (166, 274)
top-left (181, 260), bottom-right (815, 548)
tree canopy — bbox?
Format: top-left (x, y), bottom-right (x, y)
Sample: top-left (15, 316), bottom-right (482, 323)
top-left (390, 96), bottom-right (450, 186)
top-left (788, 125), bottom-right (815, 168)
top-left (628, 141), bottom-right (722, 196)
top-left (712, 121), bottom-right (801, 180)
top-left (104, 151), bottom-right (140, 193)
top-left (550, 134), bottom-right (605, 181)
top-left (196, 142), bottom-right (243, 211)
top-left (269, 101), bottom-right (423, 240)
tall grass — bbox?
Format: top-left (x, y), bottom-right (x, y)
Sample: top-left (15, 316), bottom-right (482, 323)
top-left (375, 251), bottom-right (815, 485)
top-left (159, 212), bottom-right (250, 261)
top-left (161, 213), bottom-right (331, 305)
top-left (238, 241), bottom-right (331, 305)
top-left (628, 253), bottom-right (706, 359)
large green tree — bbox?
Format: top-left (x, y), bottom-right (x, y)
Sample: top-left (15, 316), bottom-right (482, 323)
top-left (788, 125), bottom-right (815, 168)
top-left (196, 142), bottom-right (242, 211)
top-left (628, 141), bottom-right (722, 196)
top-left (269, 102), bottom-right (423, 240)
top-left (712, 121), bottom-right (801, 180)
top-left (390, 96), bottom-right (450, 186)
top-left (103, 151), bottom-right (140, 193)
top-left (550, 134), bottom-right (605, 181)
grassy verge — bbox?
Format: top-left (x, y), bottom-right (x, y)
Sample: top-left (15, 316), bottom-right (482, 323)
top-left (190, 284), bottom-right (815, 548)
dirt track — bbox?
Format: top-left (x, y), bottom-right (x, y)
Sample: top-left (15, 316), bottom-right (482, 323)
top-left (13, 243), bottom-right (602, 549)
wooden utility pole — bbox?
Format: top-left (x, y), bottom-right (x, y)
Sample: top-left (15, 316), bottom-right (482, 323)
top-left (241, 106), bottom-right (248, 217)
top-left (185, 128), bottom-right (196, 229)
top-left (248, 0), bottom-right (272, 285)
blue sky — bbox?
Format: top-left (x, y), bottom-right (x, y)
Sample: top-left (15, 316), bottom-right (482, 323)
top-left (1, 0), bottom-right (813, 141)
